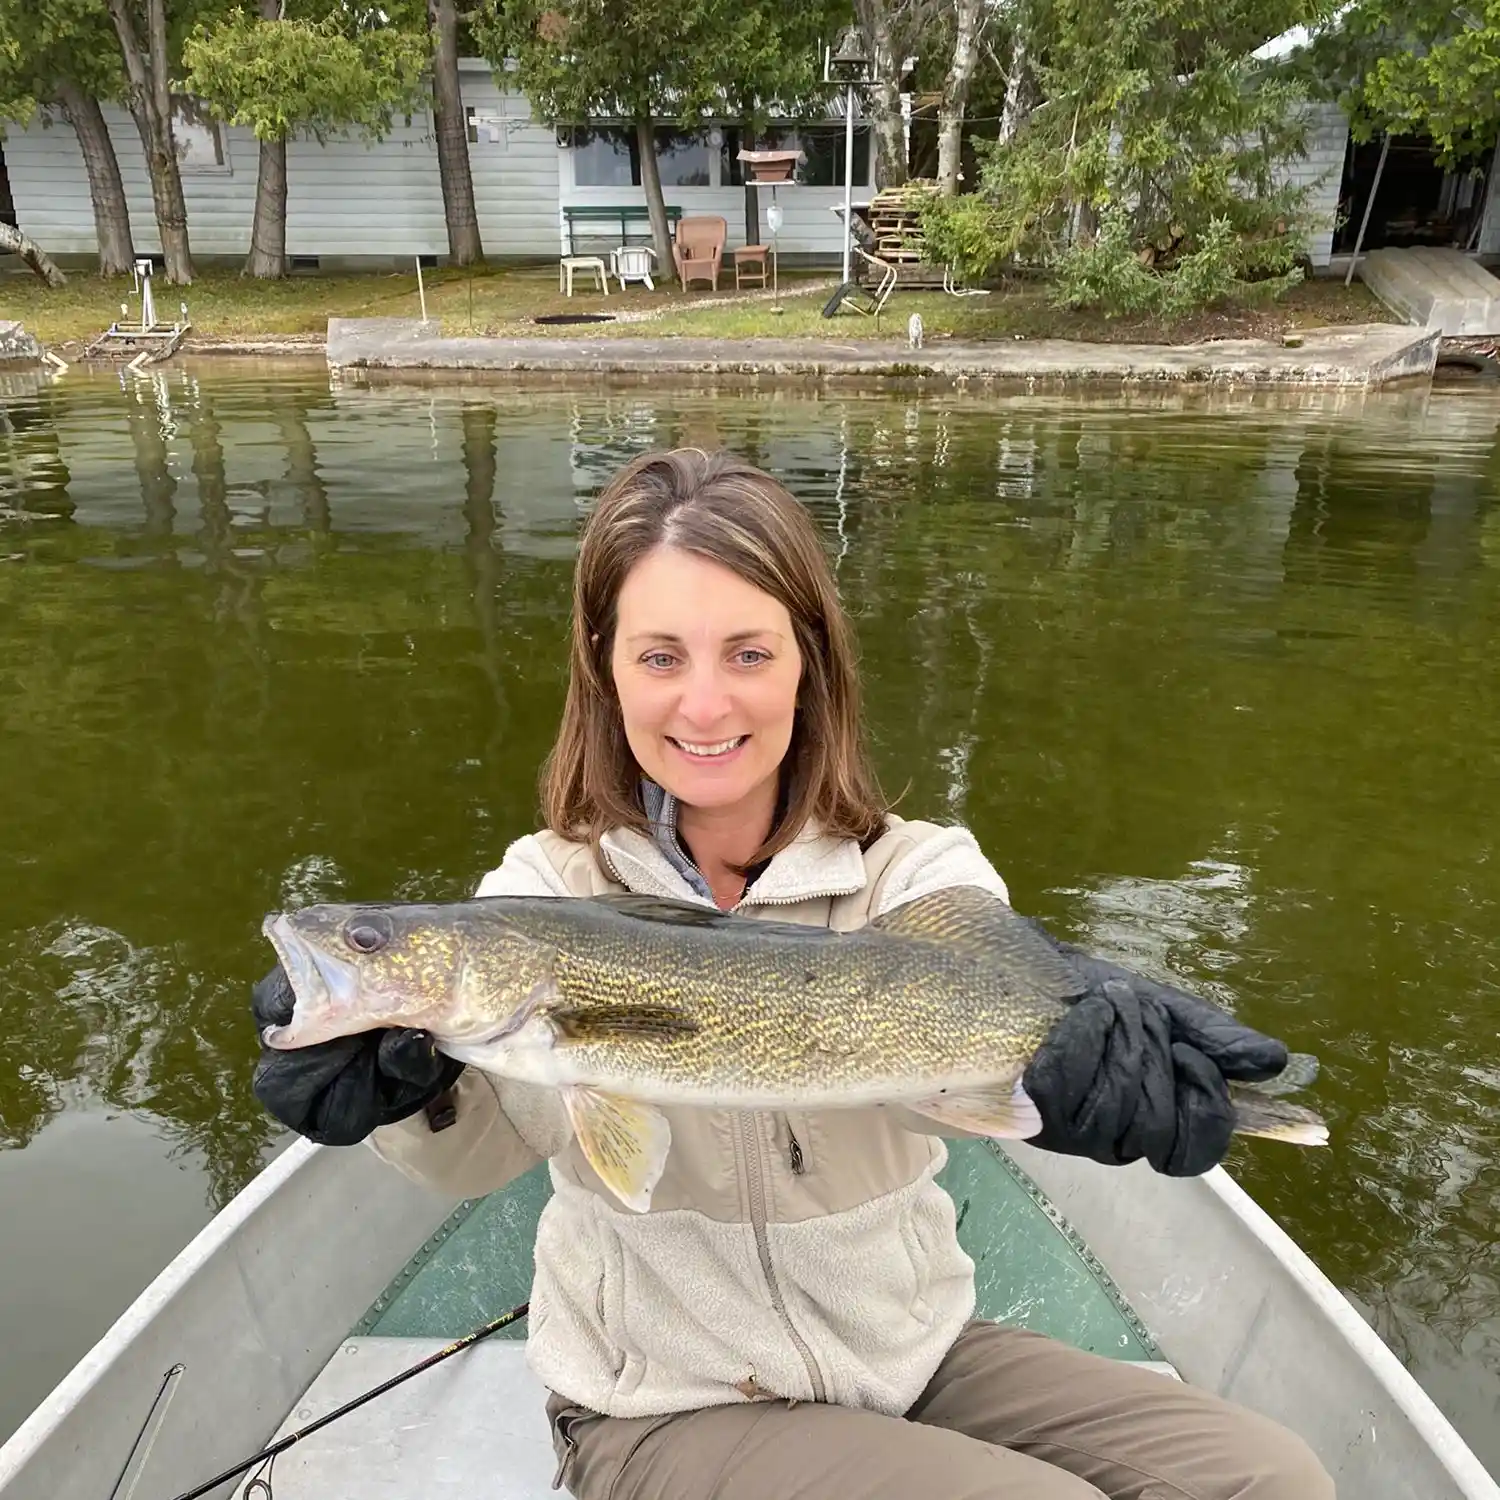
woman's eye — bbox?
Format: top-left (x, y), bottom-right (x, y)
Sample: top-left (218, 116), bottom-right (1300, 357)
top-left (641, 651), bottom-right (677, 669)
top-left (734, 649), bottom-right (770, 666)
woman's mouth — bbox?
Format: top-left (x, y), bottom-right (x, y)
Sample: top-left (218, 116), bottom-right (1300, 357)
top-left (667, 734), bottom-right (749, 760)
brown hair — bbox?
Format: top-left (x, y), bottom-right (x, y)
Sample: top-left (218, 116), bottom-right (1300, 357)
top-left (540, 447), bottom-right (887, 865)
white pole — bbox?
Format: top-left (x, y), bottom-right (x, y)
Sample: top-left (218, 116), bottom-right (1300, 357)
top-left (415, 256), bottom-right (429, 323)
top-left (1345, 133), bottom-right (1390, 289)
top-left (842, 82), bottom-right (856, 283)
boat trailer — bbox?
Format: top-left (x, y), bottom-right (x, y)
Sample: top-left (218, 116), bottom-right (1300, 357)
top-left (84, 259), bottom-right (191, 368)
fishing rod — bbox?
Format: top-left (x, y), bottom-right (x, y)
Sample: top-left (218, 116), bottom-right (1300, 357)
top-left (166, 1299), bottom-right (529, 1500)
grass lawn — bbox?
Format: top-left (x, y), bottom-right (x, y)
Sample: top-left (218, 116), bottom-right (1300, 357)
top-left (5, 260), bottom-right (1396, 350)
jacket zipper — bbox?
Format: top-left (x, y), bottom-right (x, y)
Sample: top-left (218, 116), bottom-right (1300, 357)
top-left (786, 1120), bottom-right (805, 1175)
top-left (737, 1110), bottom-right (825, 1402)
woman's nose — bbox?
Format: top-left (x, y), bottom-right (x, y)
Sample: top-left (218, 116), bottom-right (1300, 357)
top-left (676, 665), bottom-right (733, 727)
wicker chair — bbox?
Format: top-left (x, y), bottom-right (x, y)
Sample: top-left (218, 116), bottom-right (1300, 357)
top-left (672, 215), bottom-right (727, 290)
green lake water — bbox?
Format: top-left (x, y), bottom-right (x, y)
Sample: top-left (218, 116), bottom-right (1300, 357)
top-left (1, 366), bottom-right (1497, 1473)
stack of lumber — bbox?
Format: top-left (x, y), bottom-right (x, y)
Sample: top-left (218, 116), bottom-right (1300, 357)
top-left (864, 182), bottom-right (947, 288)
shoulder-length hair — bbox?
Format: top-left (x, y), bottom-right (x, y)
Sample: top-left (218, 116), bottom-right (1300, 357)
top-left (540, 447), bottom-right (887, 866)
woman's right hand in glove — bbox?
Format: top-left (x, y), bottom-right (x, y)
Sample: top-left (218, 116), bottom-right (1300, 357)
top-left (250, 963), bottom-right (464, 1146)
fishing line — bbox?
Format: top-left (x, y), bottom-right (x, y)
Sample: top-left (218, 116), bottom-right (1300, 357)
top-left (166, 1300), bottom-right (529, 1500)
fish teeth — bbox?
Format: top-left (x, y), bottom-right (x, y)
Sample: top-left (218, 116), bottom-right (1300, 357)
top-left (674, 735), bottom-right (746, 757)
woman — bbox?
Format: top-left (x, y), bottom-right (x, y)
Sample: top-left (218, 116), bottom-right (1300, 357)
top-left (251, 449), bottom-right (1333, 1500)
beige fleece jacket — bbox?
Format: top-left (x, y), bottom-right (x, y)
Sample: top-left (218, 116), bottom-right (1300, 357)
top-left (367, 813), bottom-right (1012, 1420)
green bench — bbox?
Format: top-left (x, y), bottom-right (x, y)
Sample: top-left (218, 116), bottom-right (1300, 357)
top-left (561, 204), bottom-right (682, 256)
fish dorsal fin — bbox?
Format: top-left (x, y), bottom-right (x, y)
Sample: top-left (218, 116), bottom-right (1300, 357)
top-left (586, 893), bottom-right (737, 927)
top-left (869, 887), bottom-right (1081, 994)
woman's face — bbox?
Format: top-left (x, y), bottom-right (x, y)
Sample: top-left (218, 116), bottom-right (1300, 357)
top-left (610, 545), bottom-right (803, 817)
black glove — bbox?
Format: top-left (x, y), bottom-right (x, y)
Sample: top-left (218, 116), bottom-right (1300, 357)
top-left (1021, 926), bottom-right (1289, 1177)
top-left (250, 963), bottom-right (464, 1147)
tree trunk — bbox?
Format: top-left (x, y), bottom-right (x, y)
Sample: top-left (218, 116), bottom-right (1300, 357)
top-left (106, 0), bottom-right (194, 283)
top-left (246, 135), bottom-right (289, 278)
top-left (998, 30), bottom-right (1028, 144)
top-left (244, 0), bottom-right (289, 278)
top-left (0, 223), bottom-right (67, 286)
top-left (636, 118), bottom-right (675, 279)
top-left (936, 0), bottom-right (986, 195)
top-left (853, 0), bottom-right (910, 188)
top-left (277, 400), bottom-right (330, 534)
top-left (428, 0), bottom-right (482, 265)
top-left (54, 81), bottom-right (135, 275)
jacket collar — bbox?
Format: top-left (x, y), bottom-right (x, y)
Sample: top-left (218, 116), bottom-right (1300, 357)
top-left (598, 809), bottom-right (867, 910)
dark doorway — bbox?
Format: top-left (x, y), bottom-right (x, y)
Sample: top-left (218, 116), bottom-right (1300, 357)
top-left (0, 140), bottom-right (15, 228)
top-left (1334, 134), bottom-right (1492, 253)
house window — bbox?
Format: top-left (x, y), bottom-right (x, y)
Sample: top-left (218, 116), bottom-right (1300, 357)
top-left (172, 97), bottom-right (229, 173)
top-left (725, 125), bottom-right (871, 187)
top-left (568, 126), bottom-right (639, 186)
top-left (654, 129), bottom-right (713, 187)
top-left (798, 125), bottom-right (871, 188)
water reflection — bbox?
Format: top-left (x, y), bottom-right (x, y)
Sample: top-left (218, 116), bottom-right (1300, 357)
top-left (0, 371), bottom-right (1498, 1469)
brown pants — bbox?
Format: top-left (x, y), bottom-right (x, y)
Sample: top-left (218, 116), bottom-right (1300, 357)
top-left (546, 1321), bottom-right (1335, 1500)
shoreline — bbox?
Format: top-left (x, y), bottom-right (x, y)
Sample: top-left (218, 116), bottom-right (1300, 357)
top-left (14, 318), bottom-right (1443, 389)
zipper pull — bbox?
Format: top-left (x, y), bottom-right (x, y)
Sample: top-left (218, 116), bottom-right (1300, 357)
top-left (787, 1123), bottom-right (805, 1175)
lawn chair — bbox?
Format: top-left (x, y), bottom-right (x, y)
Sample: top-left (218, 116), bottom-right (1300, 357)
top-left (672, 215), bottom-right (727, 290)
top-left (821, 246), bottom-right (898, 323)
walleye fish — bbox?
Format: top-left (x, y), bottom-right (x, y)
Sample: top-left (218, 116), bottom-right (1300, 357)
top-left (261, 886), bottom-right (1328, 1212)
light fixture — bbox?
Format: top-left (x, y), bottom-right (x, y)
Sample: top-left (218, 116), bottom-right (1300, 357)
top-left (826, 24), bottom-right (873, 84)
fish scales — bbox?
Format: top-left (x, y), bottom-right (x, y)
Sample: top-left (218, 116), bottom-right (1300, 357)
top-left (536, 906), bottom-right (1071, 1099)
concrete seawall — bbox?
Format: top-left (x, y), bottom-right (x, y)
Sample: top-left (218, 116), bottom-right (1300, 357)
top-left (325, 319), bottom-right (1440, 390)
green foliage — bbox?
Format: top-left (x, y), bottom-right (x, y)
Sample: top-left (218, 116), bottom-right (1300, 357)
top-left (1051, 205), bottom-right (1165, 313)
top-left (181, 7), bottom-right (430, 143)
top-left (0, 0), bottom-right (127, 121)
top-left (1051, 207), bottom-right (1305, 317)
top-left (920, 0), bottom-right (1322, 315)
top-left (1305, 0), bottom-right (1500, 162)
top-left (471, 0), bottom-right (842, 133)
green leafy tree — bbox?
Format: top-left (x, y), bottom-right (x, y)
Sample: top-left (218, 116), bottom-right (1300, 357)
top-left (921, 0), bottom-right (1324, 314)
top-left (182, 4), bottom-right (429, 278)
top-left (1306, 0), bottom-right (1500, 162)
top-left (0, 0), bottom-right (137, 274)
top-left (474, 0), bottom-right (844, 276)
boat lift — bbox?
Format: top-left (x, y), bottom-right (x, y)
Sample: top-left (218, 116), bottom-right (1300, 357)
top-left (83, 259), bottom-right (191, 367)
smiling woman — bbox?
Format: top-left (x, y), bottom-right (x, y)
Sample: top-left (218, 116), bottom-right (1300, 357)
top-left (541, 449), bottom-right (887, 910)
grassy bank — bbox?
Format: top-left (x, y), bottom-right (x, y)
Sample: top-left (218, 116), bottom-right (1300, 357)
top-left (5, 261), bottom-right (1396, 350)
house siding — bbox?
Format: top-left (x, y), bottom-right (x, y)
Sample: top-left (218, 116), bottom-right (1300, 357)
top-left (1279, 102), bottom-right (1350, 268)
top-left (6, 62), bottom-right (558, 264)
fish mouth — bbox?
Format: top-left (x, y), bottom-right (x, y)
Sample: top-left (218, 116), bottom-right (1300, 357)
top-left (260, 912), bottom-right (361, 1048)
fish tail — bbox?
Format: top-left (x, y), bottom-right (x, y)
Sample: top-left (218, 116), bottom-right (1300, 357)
top-left (1228, 1086), bottom-right (1329, 1147)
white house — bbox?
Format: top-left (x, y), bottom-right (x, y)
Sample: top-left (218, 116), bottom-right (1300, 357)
top-left (2, 60), bottom-right (871, 269)
top-left (6, 56), bottom-right (1499, 272)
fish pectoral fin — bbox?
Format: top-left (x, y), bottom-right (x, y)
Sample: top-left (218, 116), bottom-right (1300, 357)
top-left (908, 1079), bottom-right (1042, 1140)
top-left (561, 1087), bottom-right (671, 1213)
top-left (550, 1004), bottom-right (700, 1042)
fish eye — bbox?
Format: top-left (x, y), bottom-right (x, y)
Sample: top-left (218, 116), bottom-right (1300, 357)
top-left (344, 913), bottom-right (393, 954)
